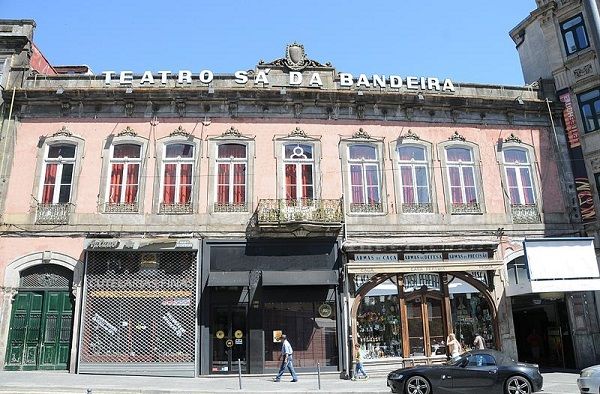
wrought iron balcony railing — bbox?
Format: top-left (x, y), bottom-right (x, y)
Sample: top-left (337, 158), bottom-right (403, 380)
top-left (213, 202), bottom-right (249, 213)
top-left (402, 202), bottom-right (433, 214)
top-left (450, 202), bottom-right (481, 214)
top-left (349, 202), bottom-right (383, 213)
top-left (257, 199), bottom-right (343, 224)
top-left (36, 203), bottom-right (72, 224)
top-left (159, 202), bottom-right (193, 214)
top-left (104, 202), bottom-right (139, 213)
top-left (511, 204), bottom-right (541, 224)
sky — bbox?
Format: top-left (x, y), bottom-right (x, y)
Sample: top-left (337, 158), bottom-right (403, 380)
top-left (2, 0), bottom-right (537, 86)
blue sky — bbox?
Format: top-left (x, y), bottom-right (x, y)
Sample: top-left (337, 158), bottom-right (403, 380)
top-left (2, 0), bottom-right (536, 86)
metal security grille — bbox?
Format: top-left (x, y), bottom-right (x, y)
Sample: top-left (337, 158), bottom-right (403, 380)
top-left (79, 250), bottom-right (197, 375)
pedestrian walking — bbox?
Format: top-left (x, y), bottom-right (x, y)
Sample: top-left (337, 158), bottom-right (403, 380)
top-left (352, 343), bottom-right (369, 380)
top-left (473, 333), bottom-right (485, 350)
top-left (273, 334), bottom-right (298, 382)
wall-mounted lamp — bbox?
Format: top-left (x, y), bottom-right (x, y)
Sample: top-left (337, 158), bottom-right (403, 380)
top-left (516, 96), bottom-right (524, 105)
top-left (125, 87), bottom-right (133, 94)
top-left (56, 87), bottom-right (64, 95)
top-left (417, 93), bottom-right (425, 100)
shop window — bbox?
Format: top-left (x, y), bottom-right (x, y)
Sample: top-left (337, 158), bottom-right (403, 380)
top-left (105, 143), bottom-right (142, 213)
top-left (448, 275), bottom-right (494, 351)
top-left (348, 144), bottom-right (383, 213)
top-left (263, 300), bottom-right (338, 368)
top-left (159, 143), bottom-right (195, 214)
top-left (445, 147), bottom-right (481, 214)
top-left (356, 278), bottom-right (402, 359)
top-left (579, 88), bottom-right (600, 133)
top-left (560, 14), bottom-right (589, 55)
top-left (396, 144), bottom-right (432, 213)
top-left (215, 143), bottom-right (247, 212)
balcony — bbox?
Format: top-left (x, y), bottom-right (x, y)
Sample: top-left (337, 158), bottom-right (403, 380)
top-left (511, 204), bottom-right (541, 224)
top-left (213, 202), bottom-right (248, 213)
top-left (104, 202), bottom-right (139, 213)
top-left (256, 199), bottom-right (343, 236)
top-left (36, 203), bottom-right (72, 225)
top-left (402, 203), bottom-right (433, 214)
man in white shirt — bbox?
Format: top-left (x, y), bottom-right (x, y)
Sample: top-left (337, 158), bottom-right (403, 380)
top-left (273, 334), bottom-right (298, 382)
top-left (473, 333), bottom-right (485, 350)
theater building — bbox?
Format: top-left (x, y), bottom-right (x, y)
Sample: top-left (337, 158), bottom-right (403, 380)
top-left (0, 19), bottom-right (598, 377)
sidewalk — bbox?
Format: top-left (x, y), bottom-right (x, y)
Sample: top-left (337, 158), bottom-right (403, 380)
top-left (0, 370), bottom-right (580, 393)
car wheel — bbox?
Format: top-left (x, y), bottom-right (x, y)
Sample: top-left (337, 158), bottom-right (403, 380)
top-left (404, 375), bottom-right (431, 394)
top-left (505, 375), bottom-right (532, 394)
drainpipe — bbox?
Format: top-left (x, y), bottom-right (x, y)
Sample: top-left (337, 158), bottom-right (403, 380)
top-left (584, 0), bottom-right (600, 52)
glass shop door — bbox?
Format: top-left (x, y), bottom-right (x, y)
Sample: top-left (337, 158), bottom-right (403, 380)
top-left (210, 305), bottom-right (247, 374)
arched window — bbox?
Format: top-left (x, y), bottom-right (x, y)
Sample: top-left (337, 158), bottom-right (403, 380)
top-left (160, 143), bottom-right (194, 212)
top-left (503, 148), bottom-right (535, 205)
top-left (348, 144), bottom-right (382, 212)
top-left (445, 146), bottom-right (481, 214)
top-left (397, 145), bottom-right (431, 211)
top-left (107, 143), bottom-right (142, 210)
top-left (283, 143), bottom-right (314, 201)
top-left (216, 143), bottom-right (247, 209)
top-left (40, 144), bottom-right (76, 204)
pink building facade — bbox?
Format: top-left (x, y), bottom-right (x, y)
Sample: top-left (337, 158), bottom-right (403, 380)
top-left (1, 20), bottom-right (599, 376)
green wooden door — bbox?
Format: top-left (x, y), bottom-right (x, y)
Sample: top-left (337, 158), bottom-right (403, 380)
top-left (4, 291), bottom-right (73, 370)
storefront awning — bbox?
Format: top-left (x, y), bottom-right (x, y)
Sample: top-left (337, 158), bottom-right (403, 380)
top-left (507, 238), bottom-right (600, 296)
top-left (262, 270), bottom-right (338, 286)
top-left (207, 271), bottom-right (250, 287)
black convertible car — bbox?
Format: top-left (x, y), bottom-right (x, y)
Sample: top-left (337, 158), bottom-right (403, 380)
top-left (387, 349), bottom-right (543, 394)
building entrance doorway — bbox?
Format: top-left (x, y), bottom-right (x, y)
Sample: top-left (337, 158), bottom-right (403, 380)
top-left (210, 304), bottom-right (247, 374)
top-left (405, 295), bottom-right (445, 357)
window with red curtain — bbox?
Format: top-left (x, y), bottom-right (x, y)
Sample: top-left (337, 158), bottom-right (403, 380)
top-left (283, 144), bottom-right (314, 201)
top-left (397, 145), bottom-right (430, 205)
top-left (348, 144), bottom-right (381, 206)
top-left (216, 143), bottom-right (247, 205)
top-left (503, 148), bottom-right (536, 205)
top-left (162, 143), bottom-right (194, 204)
top-left (446, 147), bottom-right (478, 204)
top-left (41, 144), bottom-right (76, 204)
top-left (108, 144), bottom-right (141, 204)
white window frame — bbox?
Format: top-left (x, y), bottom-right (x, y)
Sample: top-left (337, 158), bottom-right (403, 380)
top-left (38, 143), bottom-right (77, 204)
top-left (445, 147), bottom-right (479, 205)
top-left (159, 143), bottom-right (195, 205)
top-left (348, 144), bottom-right (382, 207)
top-left (105, 143), bottom-right (142, 205)
top-left (503, 148), bottom-right (536, 205)
top-left (397, 144), bottom-right (430, 205)
top-left (283, 143), bottom-right (315, 201)
top-left (215, 143), bottom-right (248, 206)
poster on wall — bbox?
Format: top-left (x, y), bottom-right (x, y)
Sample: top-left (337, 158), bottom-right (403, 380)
top-left (559, 90), bottom-right (597, 222)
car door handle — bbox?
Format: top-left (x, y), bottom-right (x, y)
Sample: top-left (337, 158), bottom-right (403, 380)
top-left (488, 369), bottom-right (498, 374)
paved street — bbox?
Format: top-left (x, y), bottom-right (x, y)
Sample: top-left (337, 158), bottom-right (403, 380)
top-left (0, 370), bottom-right (580, 393)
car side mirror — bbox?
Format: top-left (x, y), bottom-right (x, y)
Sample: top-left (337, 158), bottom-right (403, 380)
top-left (460, 358), bottom-right (469, 368)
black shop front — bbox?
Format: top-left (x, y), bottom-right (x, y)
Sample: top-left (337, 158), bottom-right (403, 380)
top-left (199, 238), bottom-right (341, 375)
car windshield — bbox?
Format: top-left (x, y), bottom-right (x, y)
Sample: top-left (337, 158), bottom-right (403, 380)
top-left (446, 353), bottom-right (470, 366)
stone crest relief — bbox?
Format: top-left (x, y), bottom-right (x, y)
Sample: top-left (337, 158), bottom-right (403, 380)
top-left (260, 42), bottom-right (330, 71)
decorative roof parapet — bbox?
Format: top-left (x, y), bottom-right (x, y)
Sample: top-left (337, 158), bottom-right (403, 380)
top-left (259, 42), bottom-right (331, 71)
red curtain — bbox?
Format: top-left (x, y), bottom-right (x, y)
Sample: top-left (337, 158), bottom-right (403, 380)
top-left (233, 164), bottom-right (245, 204)
top-left (400, 166), bottom-right (414, 204)
top-left (350, 165), bottom-right (363, 204)
top-left (179, 164), bottom-right (192, 203)
top-left (301, 164), bottom-right (313, 199)
top-left (365, 165), bottom-right (380, 204)
top-left (217, 163), bottom-right (229, 203)
top-left (42, 164), bottom-right (57, 204)
top-left (163, 164), bottom-right (176, 204)
top-left (109, 163), bottom-right (124, 203)
top-left (124, 164), bottom-right (139, 204)
top-left (285, 164), bottom-right (296, 200)
top-left (448, 167), bottom-right (462, 203)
